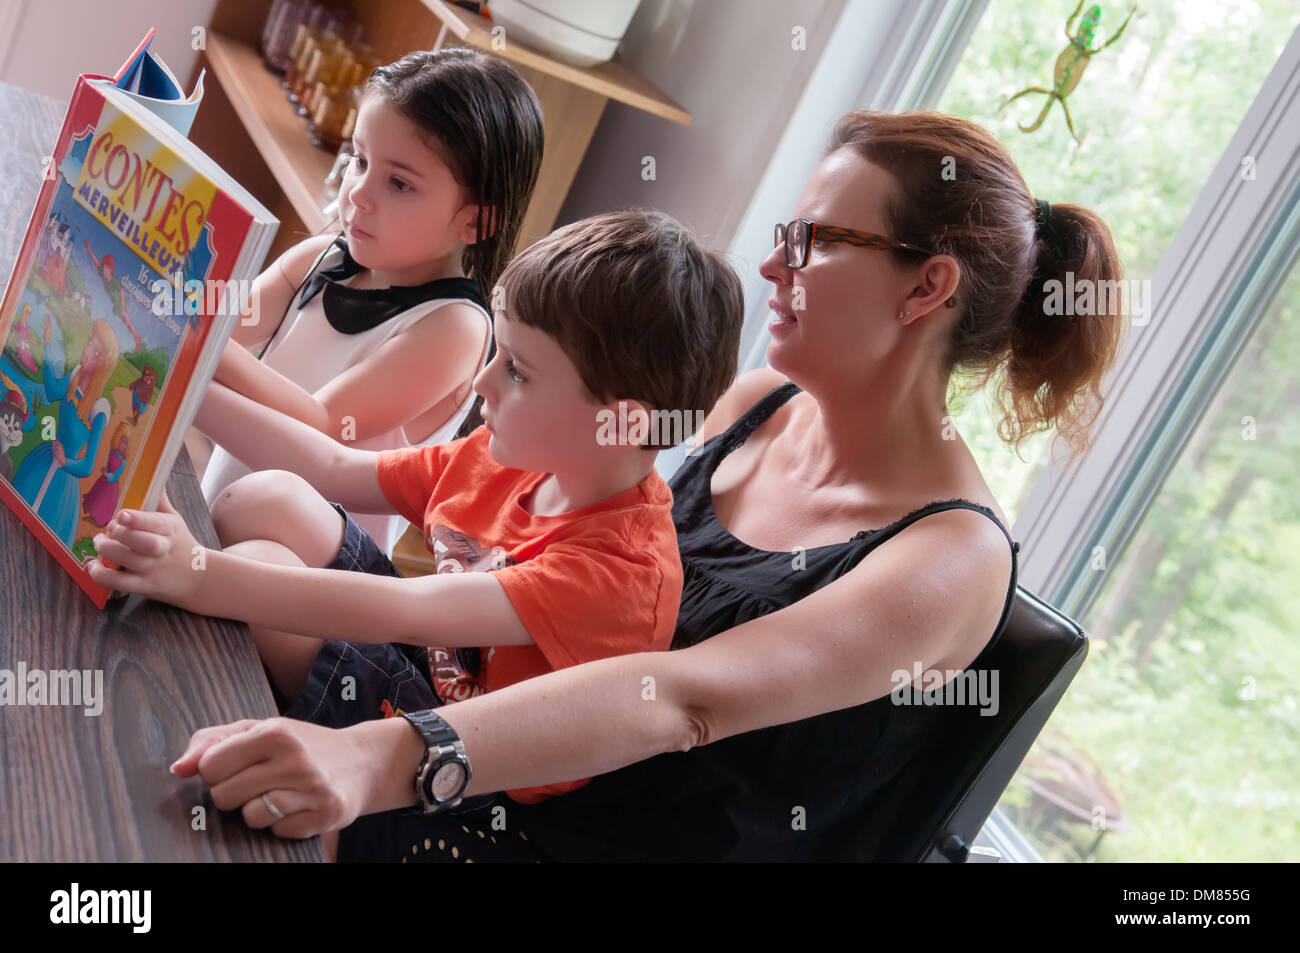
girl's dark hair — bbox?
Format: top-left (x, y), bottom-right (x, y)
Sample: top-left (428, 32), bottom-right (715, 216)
top-left (363, 48), bottom-right (544, 299)
top-left (828, 110), bottom-right (1126, 456)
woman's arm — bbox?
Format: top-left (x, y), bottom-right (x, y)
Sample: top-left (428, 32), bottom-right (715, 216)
top-left (216, 301), bottom-right (485, 445)
top-left (169, 506), bottom-right (1013, 834)
top-left (423, 506), bottom-right (1012, 798)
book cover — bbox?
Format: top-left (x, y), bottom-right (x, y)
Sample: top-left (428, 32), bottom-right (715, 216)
top-left (0, 33), bottom-right (275, 608)
top-left (112, 27), bottom-right (206, 136)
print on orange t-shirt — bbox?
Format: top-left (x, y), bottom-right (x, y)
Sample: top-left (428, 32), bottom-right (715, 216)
top-left (375, 427), bottom-right (683, 803)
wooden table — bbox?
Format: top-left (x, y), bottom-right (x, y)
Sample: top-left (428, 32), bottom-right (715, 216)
top-left (0, 79), bottom-right (325, 862)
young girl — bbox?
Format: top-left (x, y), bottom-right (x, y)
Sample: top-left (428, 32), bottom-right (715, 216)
top-left (199, 48), bottom-right (544, 556)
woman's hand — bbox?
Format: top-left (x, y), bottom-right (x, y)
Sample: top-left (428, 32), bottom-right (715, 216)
top-left (51, 440), bottom-right (65, 467)
top-left (169, 718), bottom-right (371, 839)
top-left (86, 490), bottom-right (208, 611)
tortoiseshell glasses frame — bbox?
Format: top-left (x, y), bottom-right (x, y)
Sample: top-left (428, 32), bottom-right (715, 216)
top-left (774, 219), bottom-right (955, 308)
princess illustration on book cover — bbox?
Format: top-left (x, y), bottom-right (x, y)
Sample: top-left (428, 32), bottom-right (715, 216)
top-left (0, 177), bottom-right (177, 562)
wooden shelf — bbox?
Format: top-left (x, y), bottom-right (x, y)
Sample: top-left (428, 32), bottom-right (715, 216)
top-left (204, 31), bottom-right (337, 235)
top-left (421, 0), bottom-right (690, 125)
top-left (199, 5), bottom-right (692, 257)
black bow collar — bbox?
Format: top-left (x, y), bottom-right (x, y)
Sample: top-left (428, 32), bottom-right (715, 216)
top-left (297, 236), bottom-right (487, 334)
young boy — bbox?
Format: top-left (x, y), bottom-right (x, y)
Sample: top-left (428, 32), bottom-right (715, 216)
top-left (87, 210), bottom-right (743, 804)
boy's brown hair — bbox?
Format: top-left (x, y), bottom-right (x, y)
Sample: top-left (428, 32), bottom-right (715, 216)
top-left (498, 210), bottom-right (743, 448)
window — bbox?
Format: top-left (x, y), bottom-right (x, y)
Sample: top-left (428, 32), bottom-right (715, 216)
top-left (1001, 254), bottom-right (1300, 861)
top-left (935, 0), bottom-right (1300, 861)
top-left (937, 0), bottom-right (1299, 523)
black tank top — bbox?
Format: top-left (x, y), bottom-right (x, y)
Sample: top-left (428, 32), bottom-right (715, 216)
top-left (509, 382), bottom-right (1021, 860)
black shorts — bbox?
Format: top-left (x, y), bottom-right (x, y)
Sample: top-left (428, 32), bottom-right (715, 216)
top-left (284, 504), bottom-right (528, 858)
top-left (283, 503), bottom-right (436, 728)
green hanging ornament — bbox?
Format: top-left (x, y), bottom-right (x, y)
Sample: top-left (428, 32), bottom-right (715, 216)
top-left (999, 1), bottom-right (1143, 144)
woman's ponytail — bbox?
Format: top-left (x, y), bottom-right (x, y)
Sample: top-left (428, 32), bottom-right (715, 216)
top-left (1003, 202), bottom-right (1126, 455)
top-left (827, 110), bottom-right (1127, 458)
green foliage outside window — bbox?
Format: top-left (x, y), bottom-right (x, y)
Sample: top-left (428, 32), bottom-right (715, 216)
top-left (938, 0), bottom-right (1300, 860)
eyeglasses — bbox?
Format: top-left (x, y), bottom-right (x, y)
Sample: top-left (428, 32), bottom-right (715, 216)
top-left (773, 219), bottom-right (954, 308)
top-left (774, 219), bottom-right (940, 268)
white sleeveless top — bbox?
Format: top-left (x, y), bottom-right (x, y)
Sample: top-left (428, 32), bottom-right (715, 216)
top-left (201, 237), bottom-right (491, 556)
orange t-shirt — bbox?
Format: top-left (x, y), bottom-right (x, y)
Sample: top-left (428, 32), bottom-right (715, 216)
top-left (376, 426), bottom-right (682, 803)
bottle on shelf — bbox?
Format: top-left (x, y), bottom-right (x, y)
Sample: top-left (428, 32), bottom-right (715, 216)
top-left (284, 3), bottom-right (337, 104)
top-left (261, 0), bottom-right (309, 74)
top-left (312, 61), bottom-right (368, 152)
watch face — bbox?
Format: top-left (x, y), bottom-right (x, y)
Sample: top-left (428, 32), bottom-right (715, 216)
top-left (431, 761), bottom-right (466, 801)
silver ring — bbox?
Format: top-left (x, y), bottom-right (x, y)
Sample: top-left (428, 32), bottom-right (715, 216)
top-left (262, 793), bottom-right (285, 820)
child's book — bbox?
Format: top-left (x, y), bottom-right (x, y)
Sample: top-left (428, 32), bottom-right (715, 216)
top-left (0, 30), bottom-right (277, 607)
top-left (112, 28), bottom-right (207, 137)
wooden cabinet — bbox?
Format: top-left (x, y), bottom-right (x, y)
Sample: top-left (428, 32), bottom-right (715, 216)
top-left (189, 0), bottom-right (689, 262)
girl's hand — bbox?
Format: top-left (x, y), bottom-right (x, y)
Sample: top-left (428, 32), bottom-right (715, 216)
top-left (51, 440), bottom-right (65, 467)
top-left (87, 490), bottom-right (208, 611)
top-left (169, 718), bottom-right (370, 839)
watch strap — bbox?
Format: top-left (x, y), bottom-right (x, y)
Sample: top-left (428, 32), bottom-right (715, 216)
top-left (400, 709), bottom-right (471, 815)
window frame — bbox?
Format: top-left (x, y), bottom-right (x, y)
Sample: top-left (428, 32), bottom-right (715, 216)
top-left (1012, 26), bottom-right (1300, 619)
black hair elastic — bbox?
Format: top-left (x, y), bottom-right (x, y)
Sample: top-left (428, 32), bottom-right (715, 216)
top-left (1034, 197), bottom-right (1053, 235)
top-left (1021, 197), bottom-right (1066, 305)
top-left (1033, 197), bottom-right (1070, 261)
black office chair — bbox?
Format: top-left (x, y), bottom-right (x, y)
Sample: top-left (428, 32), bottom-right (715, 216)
top-left (870, 585), bottom-right (1089, 862)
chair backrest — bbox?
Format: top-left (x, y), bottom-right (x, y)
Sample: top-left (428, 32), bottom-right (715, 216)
top-left (868, 585), bottom-right (1088, 862)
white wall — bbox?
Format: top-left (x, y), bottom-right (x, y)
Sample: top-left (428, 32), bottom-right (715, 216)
top-left (0, 0), bottom-right (216, 102)
top-left (555, 0), bottom-right (846, 250)
top-left (3, 0), bottom-right (845, 256)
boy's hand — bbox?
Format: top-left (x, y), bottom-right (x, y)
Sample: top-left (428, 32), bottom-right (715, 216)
top-left (87, 490), bottom-right (209, 611)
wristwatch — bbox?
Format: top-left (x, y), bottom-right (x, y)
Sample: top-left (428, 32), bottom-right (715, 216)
top-left (400, 710), bottom-right (472, 815)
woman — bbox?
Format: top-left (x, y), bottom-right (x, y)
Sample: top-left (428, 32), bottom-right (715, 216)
top-left (168, 110), bottom-right (1124, 861)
